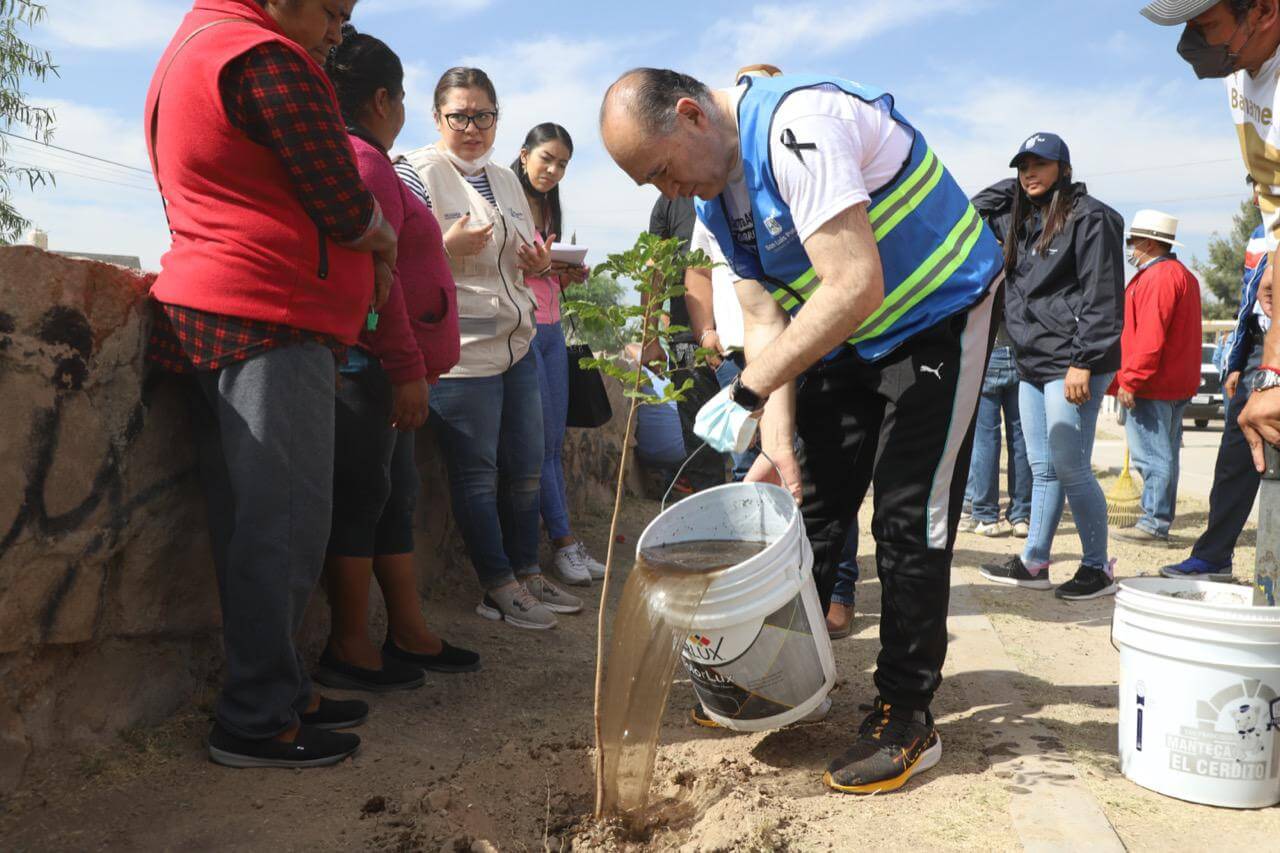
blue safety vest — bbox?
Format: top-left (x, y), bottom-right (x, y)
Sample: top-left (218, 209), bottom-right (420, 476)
top-left (696, 75), bottom-right (1002, 362)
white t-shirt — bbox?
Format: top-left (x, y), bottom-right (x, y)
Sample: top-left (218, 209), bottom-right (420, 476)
top-left (719, 83), bottom-right (914, 247)
top-left (1227, 48), bottom-right (1280, 251)
top-left (690, 219), bottom-right (745, 349)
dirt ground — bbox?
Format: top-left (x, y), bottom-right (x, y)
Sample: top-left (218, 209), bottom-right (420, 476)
top-left (4, 440), bottom-right (1280, 851)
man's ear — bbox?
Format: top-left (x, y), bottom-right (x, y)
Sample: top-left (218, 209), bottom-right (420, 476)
top-left (1255, 0), bottom-right (1280, 29)
top-left (674, 96), bottom-right (706, 126)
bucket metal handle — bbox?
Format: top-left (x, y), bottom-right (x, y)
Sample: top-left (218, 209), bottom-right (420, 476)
top-left (661, 442), bottom-right (795, 512)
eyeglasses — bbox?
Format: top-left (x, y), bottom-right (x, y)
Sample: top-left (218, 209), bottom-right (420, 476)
top-left (442, 111), bottom-right (498, 132)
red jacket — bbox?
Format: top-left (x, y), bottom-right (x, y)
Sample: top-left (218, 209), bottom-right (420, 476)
top-left (350, 134), bottom-right (460, 383)
top-left (144, 0), bottom-right (371, 343)
top-left (1116, 255), bottom-right (1202, 400)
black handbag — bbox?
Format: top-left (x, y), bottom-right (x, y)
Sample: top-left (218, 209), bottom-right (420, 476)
top-left (564, 319), bottom-right (613, 428)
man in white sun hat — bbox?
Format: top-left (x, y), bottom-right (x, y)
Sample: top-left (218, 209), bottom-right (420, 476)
top-left (1111, 210), bottom-right (1202, 545)
top-left (1141, 0), bottom-right (1280, 470)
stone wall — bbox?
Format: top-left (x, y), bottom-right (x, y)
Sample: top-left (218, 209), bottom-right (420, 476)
top-left (0, 247), bottom-right (629, 792)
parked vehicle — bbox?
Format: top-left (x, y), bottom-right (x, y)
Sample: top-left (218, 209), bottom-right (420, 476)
top-left (1186, 343), bottom-right (1223, 429)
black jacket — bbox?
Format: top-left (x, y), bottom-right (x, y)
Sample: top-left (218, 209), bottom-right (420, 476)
top-left (648, 195), bottom-right (696, 334)
top-left (972, 179), bottom-right (1125, 384)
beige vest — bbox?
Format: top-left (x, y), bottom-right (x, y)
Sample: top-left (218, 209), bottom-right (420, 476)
top-left (400, 144), bottom-right (537, 379)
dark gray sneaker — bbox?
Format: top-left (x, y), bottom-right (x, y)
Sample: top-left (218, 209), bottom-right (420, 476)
top-left (1055, 563), bottom-right (1118, 601)
top-left (1113, 526), bottom-right (1170, 546)
top-left (979, 555), bottom-right (1052, 590)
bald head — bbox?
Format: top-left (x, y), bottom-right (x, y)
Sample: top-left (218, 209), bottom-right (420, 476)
top-left (600, 68), bottom-right (737, 200)
top-left (601, 68), bottom-right (718, 136)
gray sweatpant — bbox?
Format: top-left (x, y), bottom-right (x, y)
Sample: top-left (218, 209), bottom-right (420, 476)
top-left (189, 342), bottom-right (336, 740)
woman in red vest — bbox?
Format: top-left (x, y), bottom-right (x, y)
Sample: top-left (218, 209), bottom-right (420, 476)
top-left (145, 0), bottom-right (394, 769)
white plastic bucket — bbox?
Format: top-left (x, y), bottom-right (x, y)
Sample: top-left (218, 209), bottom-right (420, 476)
top-left (1113, 577), bottom-right (1280, 809)
top-left (637, 482), bottom-right (836, 732)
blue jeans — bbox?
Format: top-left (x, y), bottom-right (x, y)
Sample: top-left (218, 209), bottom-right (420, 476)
top-left (1125, 397), bottom-right (1189, 538)
top-left (831, 525), bottom-right (859, 606)
top-left (532, 322), bottom-right (572, 541)
top-left (1019, 373), bottom-right (1114, 570)
top-left (966, 347), bottom-right (1032, 524)
top-left (713, 353), bottom-right (759, 481)
top-left (429, 353), bottom-right (545, 590)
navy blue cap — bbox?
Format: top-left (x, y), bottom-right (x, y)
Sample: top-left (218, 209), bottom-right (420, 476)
top-left (1010, 132), bottom-right (1070, 168)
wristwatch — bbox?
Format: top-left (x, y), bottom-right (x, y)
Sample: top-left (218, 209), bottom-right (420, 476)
top-left (729, 375), bottom-right (769, 413)
top-left (1253, 368), bottom-right (1280, 393)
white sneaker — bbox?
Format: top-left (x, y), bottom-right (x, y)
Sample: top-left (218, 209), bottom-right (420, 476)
top-left (1012, 520), bottom-right (1030, 538)
top-left (552, 544), bottom-right (593, 586)
top-left (974, 519), bottom-right (1012, 538)
top-left (572, 542), bottom-right (606, 580)
top-left (957, 514), bottom-right (976, 534)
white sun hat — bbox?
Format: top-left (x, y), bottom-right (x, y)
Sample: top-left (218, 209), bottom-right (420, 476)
top-left (1140, 0), bottom-right (1220, 26)
top-left (1127, 209), bottom-right (1184, 247)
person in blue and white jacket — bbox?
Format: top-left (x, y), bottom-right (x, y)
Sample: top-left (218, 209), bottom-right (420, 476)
top-left (1162, 176), bottom-right (1269, 579)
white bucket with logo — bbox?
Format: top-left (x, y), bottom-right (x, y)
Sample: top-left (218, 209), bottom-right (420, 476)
top-left (637, 482), bottom-right (836, 732)
top-left (1113, 577), bottom-right (1280, 808)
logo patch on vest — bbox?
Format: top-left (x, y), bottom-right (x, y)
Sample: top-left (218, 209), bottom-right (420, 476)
top-left (764, 215), bottom-right (783, 237)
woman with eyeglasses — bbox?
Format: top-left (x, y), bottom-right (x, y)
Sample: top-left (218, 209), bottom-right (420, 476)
top-left (396, 68), bottom-right (581, 630)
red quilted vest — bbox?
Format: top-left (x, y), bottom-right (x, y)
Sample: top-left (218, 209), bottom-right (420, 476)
top-left (145, 0), bottom-right (371, 343)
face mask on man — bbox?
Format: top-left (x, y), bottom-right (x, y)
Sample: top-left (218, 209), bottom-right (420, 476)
top-left (1127, 247), bottom-right (1145, 268)
top-left (1178, 19), bottom-right (1253, 79)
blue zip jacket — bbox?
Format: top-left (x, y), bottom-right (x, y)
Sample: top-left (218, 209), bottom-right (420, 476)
top-left (1222, 223), bottom-right (1268, 376)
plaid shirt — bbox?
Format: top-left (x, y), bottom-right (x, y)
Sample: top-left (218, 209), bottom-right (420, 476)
top-left (151, 42), bottom-right (372, 373)
top-left (148, 303), bottom-right (345, 374)
top-left (222, 41), bottom-right (375, 242)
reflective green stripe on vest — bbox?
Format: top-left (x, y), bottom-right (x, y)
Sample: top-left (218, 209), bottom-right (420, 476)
top-left (766, 202), bottom-right (986, 346)
top-left (868, 148), bottom-right (943, 241)
top-left (768, 146), bottom-right (951, 320)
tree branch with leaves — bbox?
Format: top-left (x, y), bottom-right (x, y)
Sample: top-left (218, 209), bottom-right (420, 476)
top-left (0, 0), bottom-right (55, 244)
top-left (563, 231), bottom-right (712, 817)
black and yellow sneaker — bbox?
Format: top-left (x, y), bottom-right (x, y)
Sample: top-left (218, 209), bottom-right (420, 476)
top-left (823, 698), bottom-right (941, 794)
top-left (690, 704), bottom-right (721, 728)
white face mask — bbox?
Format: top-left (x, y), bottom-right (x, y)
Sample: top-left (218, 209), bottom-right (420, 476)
top-left (439, 142), bottom-right (494, 176)
top-left (1127, 248), bottom-right (1144, 268)
top-left (693, 384), bottom-right (759, 454)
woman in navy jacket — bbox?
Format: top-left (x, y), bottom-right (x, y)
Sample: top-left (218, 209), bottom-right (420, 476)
top-left (972, 133), bottom-right (1124, 602)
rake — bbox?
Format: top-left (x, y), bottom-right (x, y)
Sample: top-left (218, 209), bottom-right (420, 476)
top-left (1106, 446), bottom-right (1142, 528)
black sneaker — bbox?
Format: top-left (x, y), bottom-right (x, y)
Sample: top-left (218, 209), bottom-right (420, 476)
top-left (383, 638), bottom-right (481, 674)
top-left (312, 647), bottom-right (426, 693)
top-left (300, 697), bottom-right (369, 730)
top-left (823, 698), bottom-right (941, 794)
top-left (979, 555), bottom-right (1052, 590)
top-left (208, 723), bottom-right (360, 769)
top-left (1055, 563), bottom-right (1118, 601)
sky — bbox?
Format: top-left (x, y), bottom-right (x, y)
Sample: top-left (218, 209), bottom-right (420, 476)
top-left (7, 0), bottom-right (1256, 305)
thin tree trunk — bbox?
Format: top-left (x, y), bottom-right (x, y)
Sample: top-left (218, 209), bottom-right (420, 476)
top-left (593, 277), bottom-right (660, 817)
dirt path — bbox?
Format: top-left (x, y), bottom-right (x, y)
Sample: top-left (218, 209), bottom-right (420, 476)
top-left (3, 488), bottom-right (1278, 852)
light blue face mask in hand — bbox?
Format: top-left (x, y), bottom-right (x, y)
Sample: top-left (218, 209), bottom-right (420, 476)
top-left (694, 384), bottom-right (759, 454)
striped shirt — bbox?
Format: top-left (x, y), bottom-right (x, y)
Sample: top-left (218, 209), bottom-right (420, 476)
top-left (393, 158), bottom-right (495, 209)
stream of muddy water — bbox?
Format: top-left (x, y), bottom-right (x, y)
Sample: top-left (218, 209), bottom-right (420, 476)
top-left (598, 539), bottom-right (770, 814)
